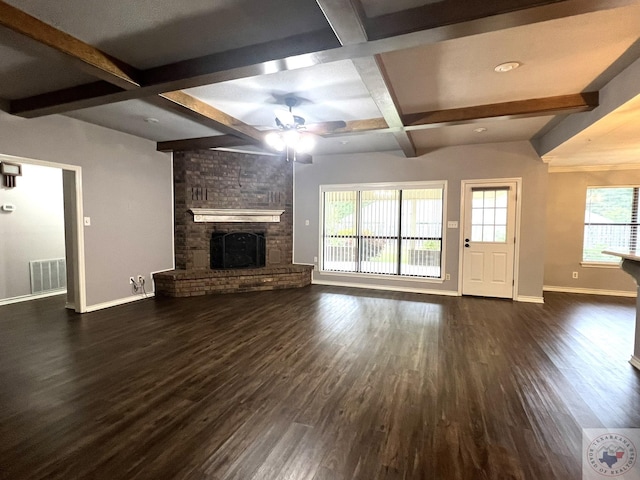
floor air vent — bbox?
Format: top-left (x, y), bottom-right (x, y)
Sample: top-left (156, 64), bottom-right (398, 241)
top-left (30, 258), bottom-right (67, 294)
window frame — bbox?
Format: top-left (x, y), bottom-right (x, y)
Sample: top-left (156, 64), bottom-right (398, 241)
top-left (318, 181), bottom-right (447, 282)
top-left (582, 184), bottom-right (640, 266)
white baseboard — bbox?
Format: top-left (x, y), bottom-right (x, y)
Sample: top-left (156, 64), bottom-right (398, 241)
top-left (312, 279), bottom-right (460, 297)
top-left (0, 290), bottom-right (66, 307)
top-left (84, 293), bottom-right (155, 313)
top-left (630, 356), bottom-right (640, 371)
top-left (516, 295), bottom-right (545, 304)
top-left (543, 285), bottom-right (637, 298)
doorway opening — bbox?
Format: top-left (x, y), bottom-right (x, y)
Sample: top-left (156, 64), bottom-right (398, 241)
top-left (0, 154), bottom-right (86, 312)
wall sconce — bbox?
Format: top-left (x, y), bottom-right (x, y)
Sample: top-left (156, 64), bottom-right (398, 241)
top-left (1, 162), bottom-right (22, 188)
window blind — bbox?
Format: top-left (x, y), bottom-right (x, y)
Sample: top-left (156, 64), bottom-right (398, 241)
top-left (583, 187), bottom-right (639, 262)
top-left (322, 185), bottom-right (444, 278)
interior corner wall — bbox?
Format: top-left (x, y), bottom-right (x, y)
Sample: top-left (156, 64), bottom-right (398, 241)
top-left (294, 141), bottom-right (548, 298)
top-left (0, 111), bottom-right (174, 308)
top-left (544, 169), bottom-right (640, 293)
top-left (0, 163), bottom-right (65, 300)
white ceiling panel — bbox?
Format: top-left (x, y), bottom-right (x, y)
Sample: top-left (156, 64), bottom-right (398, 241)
top-left (184, 60), bottom-right (383, 129)
top-left (381, 5), bottom-right (640, 113)
top-left (66, 99), bottom-right (224, 142)
top-left (411, 116), bottom-right (555, 152)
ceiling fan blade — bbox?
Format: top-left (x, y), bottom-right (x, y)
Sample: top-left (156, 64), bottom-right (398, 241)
top-left (304, 120), bottom-right (347, 134)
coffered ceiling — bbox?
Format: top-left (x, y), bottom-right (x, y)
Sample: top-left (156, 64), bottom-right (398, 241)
top-left (0, 0), bottom-right (639, 166)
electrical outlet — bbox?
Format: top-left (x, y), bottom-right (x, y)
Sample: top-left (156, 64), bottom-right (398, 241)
top-left (445, 273), bottom-right (450, 281)
top-left (129, 277), bottom-right (135, 284)
top-left (137, 275), bottom-right (145, 285)
top-left (572, 271), bottom-right (579, 279)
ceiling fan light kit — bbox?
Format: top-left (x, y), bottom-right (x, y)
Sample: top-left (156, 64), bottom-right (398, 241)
top-left (265, 130), bottom-right (315, 155)
top-left (264, 96), bottom-right (318, 159)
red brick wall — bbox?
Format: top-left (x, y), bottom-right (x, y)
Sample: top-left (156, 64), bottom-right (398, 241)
top-left (173, 150), bottom-right (293, 270)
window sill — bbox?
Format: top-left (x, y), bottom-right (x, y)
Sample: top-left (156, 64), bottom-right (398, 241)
top-left (318, 270), bottom-right (445, 284)
top-left (580, 261), bottom-right (621, 268)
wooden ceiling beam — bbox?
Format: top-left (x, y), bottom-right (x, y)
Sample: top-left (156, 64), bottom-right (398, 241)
top-left (403, 92), bottom-right (599, 130)
top-left (9, 0), bottom-right (629, 117)
top-left (352, 56), bottom-right (416, 156)
top-left (315, 0), bottom-right (368, 46)
top-left (0, 1), bottom-right (140, 89)
top-left (157, 135), bottom-right (248, 152)
top-left (318, 118), bottom-right (390, 136)
top-left (316, 0), bottom-right (416, 157)
top-left (158, 91), bottom-right (264, 144)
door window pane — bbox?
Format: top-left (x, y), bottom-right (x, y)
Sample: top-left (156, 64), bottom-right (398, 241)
top-left (470, 187), bottom-right (510, 243)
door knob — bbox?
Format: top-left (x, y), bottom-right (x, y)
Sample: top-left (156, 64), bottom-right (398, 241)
top-left (465, 243), bottom-right (470, 247)
top-left (465, 238), bottom-right (470, 242)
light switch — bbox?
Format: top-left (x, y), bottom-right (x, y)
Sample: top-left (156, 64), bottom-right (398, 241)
top-left (447, 221), bottom-right (458, 228)
top-left (84, 217), bottom-right (91, 226)
top-left (305, 219), bottom-right (310, 226)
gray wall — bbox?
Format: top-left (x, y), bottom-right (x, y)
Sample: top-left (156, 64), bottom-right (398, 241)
top-left (294, 141), bottom-right (548, 298)
top-left (544, 168), bottom-right (639, 293)
top-left (0, 111), bottom-right (174, 308)
top-left (0, 163), bottom-right (65, 299)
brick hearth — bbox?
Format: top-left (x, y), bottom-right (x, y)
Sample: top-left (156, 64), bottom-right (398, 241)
top-left (154, 265), bottom-right (313, 297)
top-left (154, 149), bottom-right (312, 297)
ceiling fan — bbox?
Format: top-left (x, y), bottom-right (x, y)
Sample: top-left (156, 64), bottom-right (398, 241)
top-left (264, 97), bottom-right (347, 161)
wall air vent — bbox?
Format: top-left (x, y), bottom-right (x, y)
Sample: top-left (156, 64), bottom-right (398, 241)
top-left (29, 258), bottom-right (67, 294)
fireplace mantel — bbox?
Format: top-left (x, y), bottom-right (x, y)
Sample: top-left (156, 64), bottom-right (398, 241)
top-left (189, 208), bottom-right (284, 223)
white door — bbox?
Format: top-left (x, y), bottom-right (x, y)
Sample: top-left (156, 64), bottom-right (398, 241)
top-left (462, 182), bottom-right (517, 298)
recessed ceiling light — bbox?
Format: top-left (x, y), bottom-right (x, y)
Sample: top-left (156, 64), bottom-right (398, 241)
top-left (474, 127), bottom-right (487, 133)
top-left (144, 117), bottom-right (159, 124)
top-left (494, 61), bottom-right (521, 73)
top-left (340, 140), bottom-right (350, 145)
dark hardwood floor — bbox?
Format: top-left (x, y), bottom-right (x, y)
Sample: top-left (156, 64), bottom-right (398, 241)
top-left (1, 286), bottom-right (639, 479)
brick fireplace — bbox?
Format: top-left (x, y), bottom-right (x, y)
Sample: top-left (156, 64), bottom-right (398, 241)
top-left (153, 149), bottom-right (312, 297)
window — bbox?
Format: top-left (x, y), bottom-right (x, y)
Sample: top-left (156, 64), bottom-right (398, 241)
top-left (321, 183), bottom-right (445, 278)
top-left (470, 188), bottom-right (509, 242)
top-left (583, 186), bottom-right (639, 262)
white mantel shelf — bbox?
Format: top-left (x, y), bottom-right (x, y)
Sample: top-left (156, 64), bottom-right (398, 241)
top-left (189, 208), bottom-right (284, 223)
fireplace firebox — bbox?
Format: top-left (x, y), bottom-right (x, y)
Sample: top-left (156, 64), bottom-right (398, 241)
top-left (210, 232), bottom-right (266, 269)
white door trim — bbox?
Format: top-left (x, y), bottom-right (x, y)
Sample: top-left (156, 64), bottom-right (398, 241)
top-left (0, 153), bottom-right (87, 313)
top-left (457, 178), bottom-right (522, 300)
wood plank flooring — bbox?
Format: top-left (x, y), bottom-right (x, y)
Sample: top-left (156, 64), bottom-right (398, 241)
top-left (0, 286), bottom-right (639, 479)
